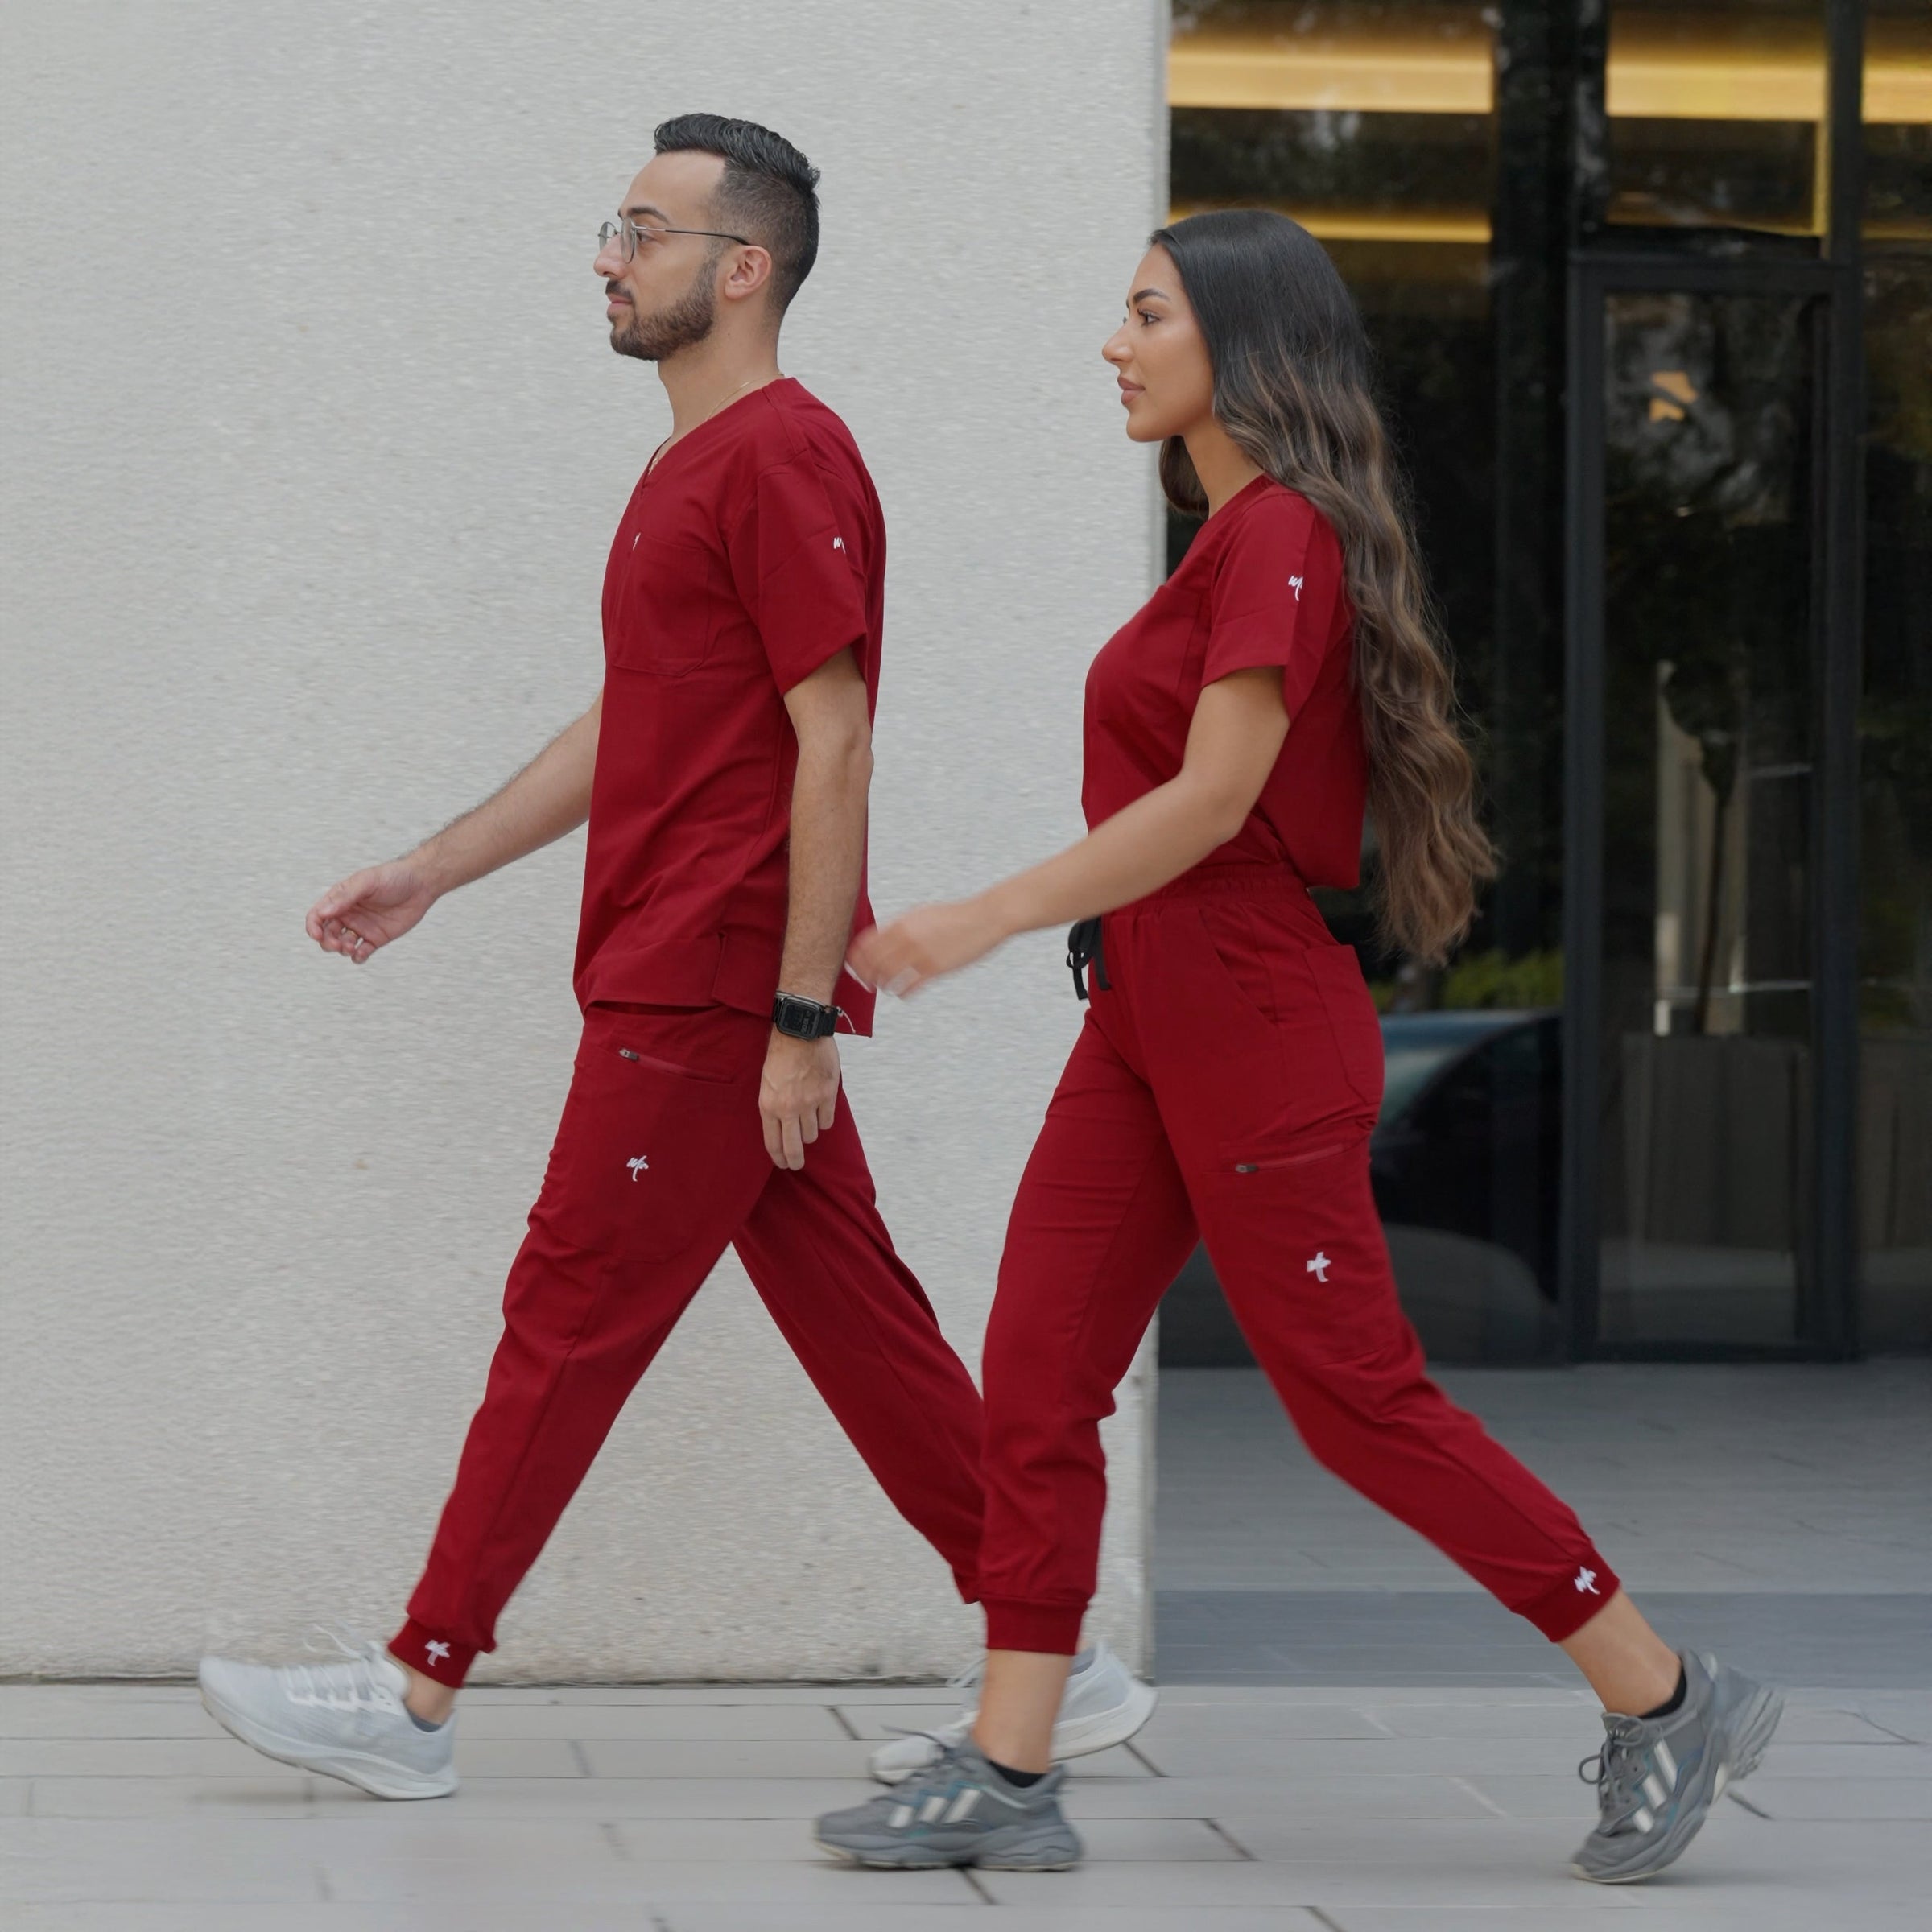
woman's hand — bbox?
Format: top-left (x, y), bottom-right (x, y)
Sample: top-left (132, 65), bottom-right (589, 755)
top-left (848, 895), bottom-right (1010, 997)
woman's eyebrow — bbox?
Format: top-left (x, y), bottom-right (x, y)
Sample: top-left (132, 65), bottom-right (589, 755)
top-left (1130, 287), bottom-right (1170, 304)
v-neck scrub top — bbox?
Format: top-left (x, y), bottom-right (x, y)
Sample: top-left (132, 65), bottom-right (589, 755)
top-left (1083, 475), bottom-right (1364, 889)
top-left (574, 378), bottom-right (883, 1032)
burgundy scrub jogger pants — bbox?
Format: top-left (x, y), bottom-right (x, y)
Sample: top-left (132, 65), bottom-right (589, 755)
top-left (977, 865), bottom-right (1619, 1656)
top-left (392, 1002), bottom-right (986, 1686)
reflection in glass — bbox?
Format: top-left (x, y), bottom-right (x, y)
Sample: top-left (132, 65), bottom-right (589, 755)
top-left (1598, 291), bottom-right (1818, 1344)
top-left (1859, 250), bottom-right (1932, 1347)
top-left (1604, 1), bottom-right (1824, 235)
top-left (1864, 2), bottom-right (1932, 245)
top-left (1162, 1), bottom-right (1542, 1365)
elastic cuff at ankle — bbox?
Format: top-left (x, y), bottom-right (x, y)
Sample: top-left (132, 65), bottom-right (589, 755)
top-left (983, 1597), bottom-right (1085, 1655)
top-left (390, 1619), bottom-right (476, 1688)
top-left (1525, 1558), bottom-right (1624, 1643)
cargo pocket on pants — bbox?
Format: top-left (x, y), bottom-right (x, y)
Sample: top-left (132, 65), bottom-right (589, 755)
top-left (532, 1009), bottom-right (759, 1261)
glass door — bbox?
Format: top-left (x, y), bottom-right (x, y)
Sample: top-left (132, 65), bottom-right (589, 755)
top-left (1564, 257), bottom-right (1850, 1353)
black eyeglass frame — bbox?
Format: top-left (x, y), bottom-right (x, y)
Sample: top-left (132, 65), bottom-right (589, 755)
top-left (598, 217), bottom-right (751, 263)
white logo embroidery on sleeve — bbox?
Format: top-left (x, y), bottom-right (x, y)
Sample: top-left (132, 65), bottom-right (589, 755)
top-left (832, 536), bottom-right (845, 551)
top-left (626, 1155), bottom-right (650, 1182)
top-left (1307, 1251), bottom-right (1331, 1282)
top-left (1289, 575), bottom-right (1305, 601)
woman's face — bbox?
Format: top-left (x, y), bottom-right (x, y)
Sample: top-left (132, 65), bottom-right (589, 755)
top-left (1102, 246), bottom-right (1215, 444)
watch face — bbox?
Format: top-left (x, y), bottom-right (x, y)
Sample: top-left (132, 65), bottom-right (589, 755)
top-left (774, 995), bottom-right (828, 1038)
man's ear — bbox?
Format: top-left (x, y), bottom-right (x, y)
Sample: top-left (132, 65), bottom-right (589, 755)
top-left (720, 244), bottom-right (776, 305)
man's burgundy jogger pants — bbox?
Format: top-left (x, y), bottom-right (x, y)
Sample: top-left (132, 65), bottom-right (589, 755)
top-left (977, 865), bottom-right (1620, 1656)
top-left (393, 1002), bottom-right (986, 1686)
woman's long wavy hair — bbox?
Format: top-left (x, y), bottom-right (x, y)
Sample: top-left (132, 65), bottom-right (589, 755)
top-left (1154, 209), bottom-right (1494, 964)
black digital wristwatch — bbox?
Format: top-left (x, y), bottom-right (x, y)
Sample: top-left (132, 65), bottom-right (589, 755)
top-left (771, 991), bottom-right (845, 1041)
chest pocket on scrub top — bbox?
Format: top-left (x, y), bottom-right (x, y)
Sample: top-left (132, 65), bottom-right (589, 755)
top-left (611, 530), bottom-right (724, 677)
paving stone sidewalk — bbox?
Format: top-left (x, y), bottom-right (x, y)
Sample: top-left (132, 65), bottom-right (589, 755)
top-left (3, 1678), bottom-right (1927, 1930)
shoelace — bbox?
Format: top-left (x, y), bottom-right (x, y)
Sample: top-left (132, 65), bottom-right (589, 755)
top-left (877, 1658), bottom-right (983, 1745)
top-left (283, 1624), bottom-right (400, 1713)
top-left (1577, 1719), bottom-right (1653, 1831)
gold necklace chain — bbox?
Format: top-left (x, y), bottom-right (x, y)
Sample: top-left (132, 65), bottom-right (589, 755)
top-left (647, 372), bottom-right (780, 475)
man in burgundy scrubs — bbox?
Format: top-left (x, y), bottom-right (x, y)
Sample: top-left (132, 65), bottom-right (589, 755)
top-left (195, 116), bottom-right (989, 1796)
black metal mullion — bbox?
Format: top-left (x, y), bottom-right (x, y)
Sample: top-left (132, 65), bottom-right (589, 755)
top-left (1560, 259), bottom-right (1607, 1359)
top-left (1812, 0), bottom-right (1868, 1356)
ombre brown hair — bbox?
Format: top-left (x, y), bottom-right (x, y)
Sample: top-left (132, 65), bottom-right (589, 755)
top-left (1153, 209), bottom-right (1495, 964)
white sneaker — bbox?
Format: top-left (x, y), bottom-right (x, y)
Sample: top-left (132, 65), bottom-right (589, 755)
top-left (868, 1641), bottom-right (1157, 1785)
top-left (198, 1630), bottom-right (457, 1800)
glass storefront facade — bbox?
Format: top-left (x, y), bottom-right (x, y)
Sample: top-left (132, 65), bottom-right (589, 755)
top-left (1159, 0), bottom-right (1931, 1365)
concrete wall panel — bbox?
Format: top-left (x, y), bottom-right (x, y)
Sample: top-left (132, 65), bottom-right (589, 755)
top-left (0, 1), bottom-right (1167, 1679)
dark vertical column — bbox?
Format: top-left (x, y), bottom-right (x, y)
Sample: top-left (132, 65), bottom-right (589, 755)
top-left (1560, 266), bottom-right (1607, 1360)
top-left (1814, 0), bottom-right (1867, 1354)
top-left (1489, 5), bottom-right (1591, 1347)
top-left (1488, 2), bottom-right (1574, 960)
top-left (1546, 1), bottom-right (1610, 1354)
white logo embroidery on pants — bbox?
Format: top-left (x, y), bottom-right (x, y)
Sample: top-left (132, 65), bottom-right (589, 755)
top-left (1575, 1567), bottom-right (1600, 1595)
top-left (1307, 1251), bottom-right (1331, 1282)
top-left (1289, 574), bottom-right (1304, 601)
top-left (425, 1640), bottom-right (451, 1663)
top-left (626, 1155), bottom-right (650, 1182)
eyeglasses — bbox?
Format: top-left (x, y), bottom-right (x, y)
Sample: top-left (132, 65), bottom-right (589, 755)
top-left (597, 217), bottom-right (749, 264)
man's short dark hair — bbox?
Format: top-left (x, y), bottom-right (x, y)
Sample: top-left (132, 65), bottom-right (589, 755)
top-left (653, 114), bottom-right (820, 312)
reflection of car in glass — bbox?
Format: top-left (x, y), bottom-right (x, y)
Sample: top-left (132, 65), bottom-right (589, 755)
top-left (1159, 1009), bottom-right (1564, 1367)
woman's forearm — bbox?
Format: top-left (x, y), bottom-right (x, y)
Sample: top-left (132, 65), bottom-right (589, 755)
top-left (979, 771), bottom-right (1247, 943)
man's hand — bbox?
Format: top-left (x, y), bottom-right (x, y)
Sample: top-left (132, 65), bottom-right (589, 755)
top-left (304, 860), bottom-right (440, 964)
top-left (760, 1032), bottom-right (841, 1170)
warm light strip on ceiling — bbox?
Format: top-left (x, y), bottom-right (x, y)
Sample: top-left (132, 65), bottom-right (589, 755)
top-left (1170, 15), bottom-right (1932, 123)
top-left (1170, 203), bottom-right (1493, 245)
top-left (1170, 31), bottom-right (1492, 115)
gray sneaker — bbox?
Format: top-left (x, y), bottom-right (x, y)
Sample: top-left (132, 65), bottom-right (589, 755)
top-left (1571, 1649), bottom-right (1783, 1883)
top-left (198, 1630), bottom-right (457, 1800)
top-left (816, 1739), bottom-right (1082, 1870)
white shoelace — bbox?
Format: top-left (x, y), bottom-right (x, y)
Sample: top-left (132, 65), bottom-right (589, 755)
top-left (282, 1624), bottom-right (401, 1713)
top-left (878, 1657), bottom-right (983, 1744)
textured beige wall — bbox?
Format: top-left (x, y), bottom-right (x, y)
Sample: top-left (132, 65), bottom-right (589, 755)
top-left (0, 2), bottom-right (1168, 1679)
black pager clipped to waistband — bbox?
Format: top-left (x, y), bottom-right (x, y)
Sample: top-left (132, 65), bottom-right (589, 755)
top-left (1067, 917), bottom-right (1110, 1002)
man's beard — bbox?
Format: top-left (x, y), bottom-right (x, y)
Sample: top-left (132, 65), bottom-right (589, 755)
top-left (609, 267), bottom-right (718, 363)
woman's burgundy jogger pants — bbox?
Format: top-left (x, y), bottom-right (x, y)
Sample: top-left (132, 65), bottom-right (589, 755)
top-left (977, 865), bottom-right (1619, 1656)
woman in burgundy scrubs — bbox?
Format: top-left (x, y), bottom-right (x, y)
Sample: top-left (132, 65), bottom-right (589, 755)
top-left (816, 211), bottom-right (1781, 1883)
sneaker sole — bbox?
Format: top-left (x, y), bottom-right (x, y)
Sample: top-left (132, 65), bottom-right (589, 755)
top-left (1055, 1677), bottom-right (1160, 1761)
top-left (815, 1836), bottom-right (1080, 1872)
top-left (872, 1678), bottom-right (1161, 1787)
top-left (198, 1684), bottom-right (457, 1801)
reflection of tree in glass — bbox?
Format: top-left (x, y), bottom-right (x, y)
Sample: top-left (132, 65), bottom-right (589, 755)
top-left (1603, 294), bottom-right (1812, 1033)
top-left (1860, 258), bottom-right (1932, 1034)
